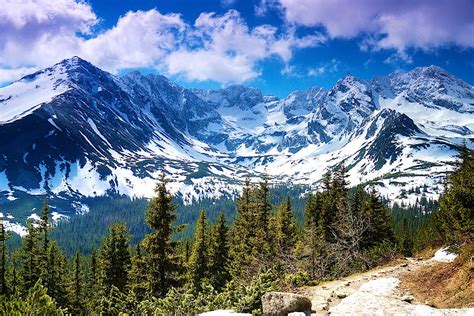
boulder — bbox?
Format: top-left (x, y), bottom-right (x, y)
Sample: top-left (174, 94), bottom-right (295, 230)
top-left (261, 292), bottom-right (312, 316)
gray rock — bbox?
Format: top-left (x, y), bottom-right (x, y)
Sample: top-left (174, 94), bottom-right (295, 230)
top-left (261, 292), bottom-right (312, 316)
top-left (401, 295), bottom-right (414, 303)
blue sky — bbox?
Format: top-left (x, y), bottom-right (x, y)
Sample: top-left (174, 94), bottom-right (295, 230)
top-left (1, 0), bottom-right (473, 97)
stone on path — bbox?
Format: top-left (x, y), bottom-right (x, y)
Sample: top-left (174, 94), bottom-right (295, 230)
top-left (261, 292), bottom-right (312, 316)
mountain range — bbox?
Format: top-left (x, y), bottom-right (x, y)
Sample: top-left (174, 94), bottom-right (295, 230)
top-left (0, 57), bottom-right (473, 233)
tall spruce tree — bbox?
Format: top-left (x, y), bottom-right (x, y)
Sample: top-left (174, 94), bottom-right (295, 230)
top-left (333, 165), bottom-right (351, 237)
top-left (11, 261), bottom-right (18, 296)
top-left (303, 193), bottom-right (319, 277)
top-left (275, 197), bottom-right (297, 255)
top-left (86, 249), bottom-right (99, 311)
top-left (208, 212), bottom-right (230, 291)
top-left (188, 209), bottom-right (208, 292)
top-left (398, 218), bottom-right (413, 256)
top-left (254, 176), bottom-right (273, 259)
top-left (99, 223), bottom-right (131, 294)
top-left (365, 186), bottom-right (396, 247)
top-left (143, 173), bottom-right (184, 297)
top-left (0, 218), bottom-right (8, 295)
top-left (18, 223), bottom-right (40, 296)
top-left (69, 251), bottom-right (84, 314)
top-left (45, 241), bottom-right (69, 309)
top-left (38, 199), bottom-right (51, 284)
top-left (230, 178), bottom-right (255, 279)
top-left (39, 199), bottom-right (50, 255)
top-left (321, 171), bottom-right (336, 242)
top-left (129, 242), bottom-right (148, 301)
top-left (437, 145), bottom-right (473, 245)
top-left (304, 190), bottom-right (332, 278)
top-left (352, 185), bottom-right (368, 216)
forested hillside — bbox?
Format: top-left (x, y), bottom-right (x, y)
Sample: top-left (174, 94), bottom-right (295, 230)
top-left (0, 146), bottom-right (472, 315)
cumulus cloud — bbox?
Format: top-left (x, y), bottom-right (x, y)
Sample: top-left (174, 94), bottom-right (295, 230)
top-left (82, 10), bottom-right (185, 72)
top-left (165, 10), bottom-right (323, 83)
top-left (0, 2), bottom-right (321, 85)
top-left (0, 0), bottom-right (97, 67)
top-left (167, 50), bottom-right (257, 83)
top-left (272, 0), bottom-right (474, 52)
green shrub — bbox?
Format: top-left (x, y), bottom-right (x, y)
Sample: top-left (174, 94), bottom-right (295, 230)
top-left (283, 270), bottom-right (311, 288)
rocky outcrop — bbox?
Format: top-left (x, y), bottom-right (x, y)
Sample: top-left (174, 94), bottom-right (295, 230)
top-left (261, 292), bottom-right (312, 316)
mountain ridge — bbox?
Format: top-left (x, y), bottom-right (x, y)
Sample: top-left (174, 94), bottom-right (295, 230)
top-left (0, 56), bottom-right (473, 232)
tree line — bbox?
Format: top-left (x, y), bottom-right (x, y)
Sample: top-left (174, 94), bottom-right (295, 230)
top-left (0, 146), bottom-right (472, 314)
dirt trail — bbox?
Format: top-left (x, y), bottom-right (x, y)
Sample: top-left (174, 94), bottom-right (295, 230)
top-left (296, 258), bottom-right (473, 315)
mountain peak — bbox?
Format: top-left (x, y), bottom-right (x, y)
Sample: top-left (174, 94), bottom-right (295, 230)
top-left (62, 55), bottom-right (87, 64)
top-left (388, 65), bottom-right (451, 82)
top-left (330, 72), bottom-right (368, 96)
top-left (413, 65), bottom-right (447, 74)
top-left (335, 72), bottom-right (367, 87)
top-left (55, 56), bottom-right (100, 74)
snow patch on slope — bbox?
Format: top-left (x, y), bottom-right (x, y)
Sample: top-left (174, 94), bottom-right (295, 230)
top-left (432, 247), bottom-right (458, 262)
top-left (0, 68), bottom-right (70, 124)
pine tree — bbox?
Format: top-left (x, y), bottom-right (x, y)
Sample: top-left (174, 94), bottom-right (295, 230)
top-left (90, 250), bottom-right (97, 291)
top-left (321, 171), bottom-right (337, 242)
top-left (352, 185), bottom-right (368, 216)
top-left (184, 240), bottom-right (192, 264)
top-left (303, 193), bottom-right (318, 278)
top-left (188, 209), bottom-right (208, 292)
top-left (11, 262), bottom-right (18, 296)
top-left (364, 186), bottom-right (395, 248)
top-left (230, 178), bottom-right (255, 279)
top-left (86, 249), bottom-right (99, 311)
top-left (0, 218), bottom-right (8, 295)
top-left (208, 212), bottom-right (230, 291)
top-left (45, 241), bottom-right (69, 309)
top-left (39, 199), bottom-right (50, 255)
top-left (18, 224), bottom-right (40, 296)
top-left (129, 242), bottom-right (147, 301)
top-left (143, 173), bottom-right (184, 297)
top-left (398, 218), bottom-right (413, 256)
top-left (437, 145), bottom-right (473, 245)
top-left (2, 279), bottom-right (65, 315)
top-left (275, 197), bottom-right (297, 255)
top-left (99, 223), bottom-right (131, 294)
top-left (303, 189), bottom-right (330, 278)
top-left (254, 176), bottom-right (273, 256)
top-left (69, 252), bottom-right (84, 314)
top-left (27, 280), bottom-right (65, 315)
top-left (38, 199), bottom-right (51, 285)
top-left (333, 165), bottom-right (351, 236)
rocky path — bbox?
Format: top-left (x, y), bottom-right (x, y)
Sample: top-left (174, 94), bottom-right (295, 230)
top-left (295, 258), bottom-right (473, 315)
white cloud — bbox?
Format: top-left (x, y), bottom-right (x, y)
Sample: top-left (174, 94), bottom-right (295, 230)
top-left (167, 49), bottom-right (257, 83)
top-left (0, 0), bottom-right (97, 68)
top-left (0, 66), bottom-right (38, 86)
top-left (281, 64), bottom-right (300, 77)
top-left (308, 67), bottom-right (325, 77)
top-left (82, 10), bottom-right (185, 72)
top-left (0, 3), bottom-right (321, 85)
top-left (221, 0), bottom-right (237, 7)
top-left (270, 0), bottom-right (474, 52)
top-left (164, 10), bottom-right (322, 83)
top-left (308, 58), bottom-right (339, 77)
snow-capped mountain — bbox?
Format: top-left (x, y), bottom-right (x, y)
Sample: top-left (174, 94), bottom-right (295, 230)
top-left (0, 57), bottom-right (473, 228)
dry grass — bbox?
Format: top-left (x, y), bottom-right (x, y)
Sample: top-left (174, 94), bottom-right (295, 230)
top-left (401, 244), bottom-right (474, 308)
top-left (414, 245), bottom-right (440, 259)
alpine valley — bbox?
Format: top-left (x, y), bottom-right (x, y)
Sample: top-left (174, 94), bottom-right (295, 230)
top-left (1, 57), bottom-right (473, 234)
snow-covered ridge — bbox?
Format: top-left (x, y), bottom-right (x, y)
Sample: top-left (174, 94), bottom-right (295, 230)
top-left (0, 57), bottom-right (473, 230)
top-left (0, 63), bottom-right (72, 124)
